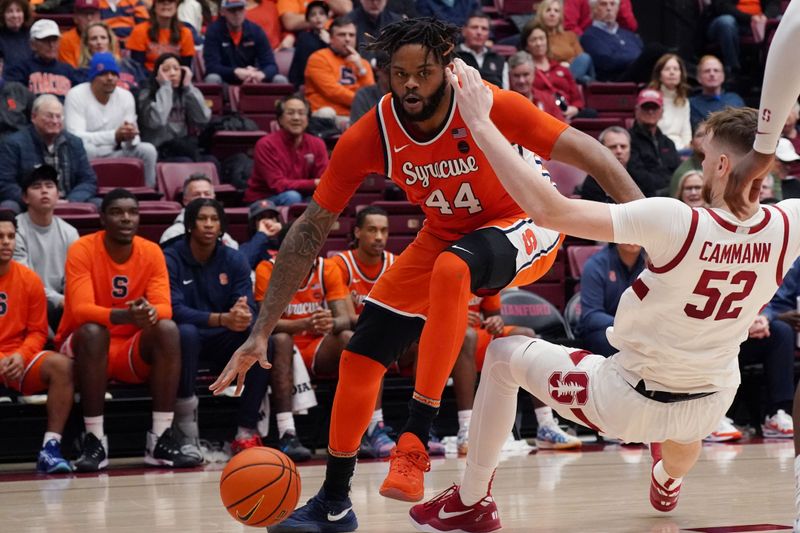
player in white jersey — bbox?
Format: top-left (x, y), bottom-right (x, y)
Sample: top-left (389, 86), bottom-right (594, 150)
top-left (717, 3), bottom-right (800, 530)
top-left (407, 58), bottom-right (800, 533)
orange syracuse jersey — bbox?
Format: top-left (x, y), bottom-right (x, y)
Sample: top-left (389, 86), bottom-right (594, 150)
top-left (330, 250), bottom-right (396, 314)
top-left (313, 86), bottom-right (568, 241)
top-left (55, 231), bottom-right (172, 345)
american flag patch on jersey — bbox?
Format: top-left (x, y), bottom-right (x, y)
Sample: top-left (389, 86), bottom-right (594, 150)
top-left (452, 127), bottom-right (467, 138)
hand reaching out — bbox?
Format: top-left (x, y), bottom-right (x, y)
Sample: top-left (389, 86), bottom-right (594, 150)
top-left (447, 58), bottom-right (493, 129)
top-left (209, 333), bottom-right (271, 396)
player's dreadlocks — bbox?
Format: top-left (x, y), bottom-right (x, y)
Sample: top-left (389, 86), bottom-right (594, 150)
top-left (366, 17), bottom-right (460, 66)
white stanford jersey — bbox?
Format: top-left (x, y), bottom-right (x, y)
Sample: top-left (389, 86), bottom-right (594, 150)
top-left (606, 198), bottom-right (800, 393)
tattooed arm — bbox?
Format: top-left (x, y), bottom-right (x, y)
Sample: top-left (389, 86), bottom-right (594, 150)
top-left (210, 200), bottom-right (339, 395)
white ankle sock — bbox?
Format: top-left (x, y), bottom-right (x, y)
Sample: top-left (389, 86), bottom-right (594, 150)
top-left (236, 426), bottom-right (256, 440)
top-left (174, 396), bottom-right (199, 438)
top-left (152, 412), bottom-right (174, 438)
top-left (653, 460), bottom-right (682, 488)
top-left (458, 410), bottom-right (472, 432)
top-left (43, 432), bottom-right (61, 446)
top-left (535, 406), bottom-right (554, 426)
top-left (368, 409), bottom-right (383, 436)
top-left (84, 416), bottom-right (104, 439)
top-left (277, 412), bottom-right (295, 438)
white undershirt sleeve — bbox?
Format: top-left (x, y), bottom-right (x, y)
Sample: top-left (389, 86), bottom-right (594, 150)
top-left (754, 0), bottom-right (800, 154)
top-left (608, 197), bottom-right (694, 267)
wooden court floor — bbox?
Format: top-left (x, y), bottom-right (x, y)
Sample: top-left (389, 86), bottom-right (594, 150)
top-left (0, 440), bottom-right (796, 532)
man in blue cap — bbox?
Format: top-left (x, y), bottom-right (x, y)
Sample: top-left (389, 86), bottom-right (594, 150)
top-left (63, 52), bottom-right (157, 187)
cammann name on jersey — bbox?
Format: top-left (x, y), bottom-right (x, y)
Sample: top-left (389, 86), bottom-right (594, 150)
top-left (699, 241), bottom-right (772, 264)
top-left (402, 156), bottom-right (479, 188)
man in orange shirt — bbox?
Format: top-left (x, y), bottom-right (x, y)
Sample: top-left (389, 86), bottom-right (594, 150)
top-left (213, 18), bottom-right (641, 531)
top-left (58, 0), bottom-right (102, 68)
top-left (56, 188), bottom-right (202, 472)
top-left (0, 211), bottom-right (74, 474)
top-left (304, 16), bottom-right (374, 127)
top-left (254, 254), bottom-right (352, 461)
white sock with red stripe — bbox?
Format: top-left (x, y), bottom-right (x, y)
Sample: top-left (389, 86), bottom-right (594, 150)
top-left (458, 410), bottom-right (472, 432)
top-left (152, 412), bottom-right (174, 438)
top-left (460, 342), bottom-right (522, 506)
top-left (653, 460), bottom-right (682, 489)
top-left (535, 406), bottom-right (554, 426)
top-left (84, 416), bottom-right (104, 439)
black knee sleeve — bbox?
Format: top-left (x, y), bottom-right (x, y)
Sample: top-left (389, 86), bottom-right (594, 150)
top-left (446, 228), bottom-right (519, 293)
top-left (346, 302), bottom-right (425, 367)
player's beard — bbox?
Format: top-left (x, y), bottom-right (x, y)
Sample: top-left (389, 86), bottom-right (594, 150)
top-left (392, 78), bottom-right (448, 123)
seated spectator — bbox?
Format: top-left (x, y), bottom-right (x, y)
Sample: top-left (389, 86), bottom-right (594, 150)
top-left (246, 0), bottom-right (284, 51)
top-left (455, 11), bottom-right (507, 89)
top-left (579, 0), bottom-right (642, 81)
top-left (178, 0), bottom-right (209, 34)
top-left (350, 51), bottom-right (388, 124)
top-left (55, 189), bottom-right (203, 472)
top-left (350, 0), bottom-right (401, 61)
top-left (304, 16), bottom-right (374, 126)
top-left (669, 121), bottom-right (706, 196)
top-left (523, 22), bottom-right (585, 122)
top-left (277, 0), bottom-right (350, 36)
top-left (0, 94), bottom-right (98, 213)
top-left (78, 22), bottom-right (147, 93)
top-left (706, 0), bottom-right (778, 79)
top-left (245, 198), bottom-right (283, 258)
top-left (254, 254), bottom-right (353, 461)
top-left (627, 88), bottom-right (679, 197)
top-left (649, 53), bottom-right (691, 151)
top-left (203, 0), bottom-right (284, 85)
top-left (165, 198), bottom-right (271, 457)
top-left (579, 125), bottom-right (632, 202)
top-left (138, 52), bottom-right (211, 160)
top-left (244, 94), bottom-right (328, 205)
top-left (13, 165), bottom-right (79, 333)
top-left (0, 49), bottom-right (33, 138)
top-left (5, 19), bottom-right (81, 100)
top-left (126, 0), bottom-right (194, 73)
top-left (506, 50), bottom-right (565, 118)
top-left (536, 0), bottom-right (595, 84)
top-left (0, 0), bottom-right (32, 64)
top-left (58, 0), bottom-right (101, 68)
top-left (160, 174), bottom-right (278, 268)
top-left (673, 169), bottom-right (705, 207)
top-left (783, 102), bottom-right (800, 153)
top-left (578, 242), bottom-right (645, 356)
top-left (98, 0), bottom-right (149, 39)
top-left (563, 0), bottom-right (637, 36)
top-left (64, 52), bottom-right (158, 187)
top-left (416, 0), bottom-right (477, 27)
top-left (287, 0), bottom-right (329, 88)
top-left (0, 210), bottom-right (75, 474)
top-left (689, 55), bottom-right (744, 130)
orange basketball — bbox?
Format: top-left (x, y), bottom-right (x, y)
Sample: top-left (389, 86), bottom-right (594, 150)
top-left (219, 447), bottom-right (301, 527)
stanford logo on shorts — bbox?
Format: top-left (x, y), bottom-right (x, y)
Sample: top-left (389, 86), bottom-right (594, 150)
top-left (548, 371), bottom-right (589, 406)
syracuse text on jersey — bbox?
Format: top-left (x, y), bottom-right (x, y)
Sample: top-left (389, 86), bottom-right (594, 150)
top-left (402, 156), bottom-right (479, 188)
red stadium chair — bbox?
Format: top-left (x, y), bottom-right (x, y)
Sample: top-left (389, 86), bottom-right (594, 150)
top-left (584, 82), bottom-right (638, 119)
top-left (567, 244), bottom-right (603, 280)
top-left (570, 117), bottom-right (625, 139)
top-left (544, 160), bottom-right (586, 197)
top-left (157, 161), bottom-right (220, 201)
top-left (53, 203), bottom-right (97, 215)
top-left (195, 83), bottom-right (224, 116)
top-left (91, 158), bottom-right (161, 199)
top-left (210, 130), bottom-right (266, 161)
top-left (275, 48), bottom-right (294, 78)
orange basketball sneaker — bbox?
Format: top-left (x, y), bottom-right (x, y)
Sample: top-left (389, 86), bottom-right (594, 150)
top-left (379, 433), bottom-right (430, 502)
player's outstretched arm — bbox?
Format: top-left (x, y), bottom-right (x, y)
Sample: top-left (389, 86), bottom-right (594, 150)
top-left (209, 200), bottom-right (340, 395)
top-left (726, 0), bottom-right (800, 217)
top-left (450, 59), bottom-right (614, 243)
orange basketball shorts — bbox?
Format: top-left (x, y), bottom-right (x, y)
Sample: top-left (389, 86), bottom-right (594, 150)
top-left (61, 331), bottom-right (148, 384)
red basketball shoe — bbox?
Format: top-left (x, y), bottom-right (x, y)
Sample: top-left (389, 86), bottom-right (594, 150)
top-left (409, 484), bottom-right (501, 533)
top-left (649, 442), bottom-right (681, 512)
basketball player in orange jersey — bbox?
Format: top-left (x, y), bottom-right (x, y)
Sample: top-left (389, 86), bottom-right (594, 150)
top-left (56, 189), bottom-right (202, 472)
top-left (465, 293), bottom-right (582, 452)
top-left (0, 210), bottom-right (74, 474)
top-left (211, 17), bottom-right (642, 531)
top-left (254, 254), bottom-right (352, 462)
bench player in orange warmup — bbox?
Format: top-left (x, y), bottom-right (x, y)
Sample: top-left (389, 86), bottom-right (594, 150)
top-left (211, 17), bottom-right (642, 532)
